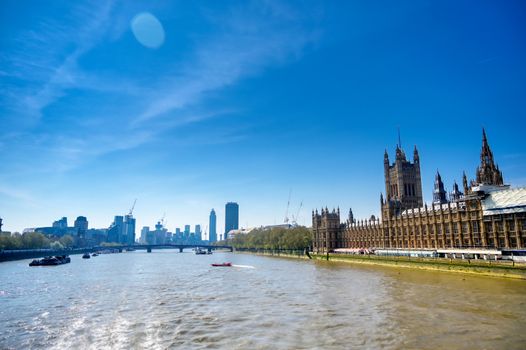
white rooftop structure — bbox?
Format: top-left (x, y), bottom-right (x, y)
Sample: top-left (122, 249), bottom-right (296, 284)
top-left (481, 187), bottom-right (526, 215)
top-left (227, 227), bottom-right (255, 237)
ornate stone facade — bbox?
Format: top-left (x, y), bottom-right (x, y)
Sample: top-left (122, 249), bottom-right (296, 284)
top-left (312, 130), bottom-right (526, 252)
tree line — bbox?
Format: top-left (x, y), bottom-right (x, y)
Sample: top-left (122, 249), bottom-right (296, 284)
top-left (0, 232), bottom-right (75, 250)
top-left (228, 226), bottom-right (312, 250)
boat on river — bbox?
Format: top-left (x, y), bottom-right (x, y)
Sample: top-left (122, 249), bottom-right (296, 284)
top-left (195, 248), bottom-right (208, 255)
top-left (211, 262), bottom-right (232, 267)
top-left (29, 255), bottom-right (71, 266)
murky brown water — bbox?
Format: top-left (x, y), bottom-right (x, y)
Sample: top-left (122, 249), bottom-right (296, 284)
top-left (1, 251), bottom-right (525, 349)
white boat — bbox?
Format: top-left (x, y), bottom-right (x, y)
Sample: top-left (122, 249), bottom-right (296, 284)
top-left (195, 247), bottom-right (207, 255)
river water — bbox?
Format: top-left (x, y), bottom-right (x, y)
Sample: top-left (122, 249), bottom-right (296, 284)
top-left (1, 251), bottom-right (525, 349)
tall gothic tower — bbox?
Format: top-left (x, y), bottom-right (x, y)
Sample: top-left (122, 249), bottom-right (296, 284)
top-left (432, 171), bottom-right (447, 204)
top-left (384, 144), bottom-right (423, 210)
top-left (450, 181), bottom-right (463, 201)
top-left (475, 128), bottom-right (504, 186)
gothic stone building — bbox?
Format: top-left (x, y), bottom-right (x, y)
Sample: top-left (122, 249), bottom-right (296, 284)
top-left (312, 130), bottom-right (526, 252)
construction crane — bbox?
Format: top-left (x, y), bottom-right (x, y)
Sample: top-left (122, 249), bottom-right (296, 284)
top-left (128, 198), bottom-right (137, 216)
top-left (292, 201), bottom-right (303, 226)
top-left (284, 189), bottom-right (292, 224)
top-left (160, 212), bottom-right (166, 226)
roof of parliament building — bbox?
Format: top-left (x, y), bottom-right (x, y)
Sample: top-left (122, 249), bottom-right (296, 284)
top-left (481, 187), bottom-right (526, 216)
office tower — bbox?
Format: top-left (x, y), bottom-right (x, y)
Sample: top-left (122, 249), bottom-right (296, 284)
top-left (146, 230), bottom-right (155, 245)
top-left (107, 216), bottom-right (124, 243)
top-left (140, 226), bottom-right (149, 244)
top-left (154, 221), bottom-right (166, 244)
top-left (195, 225), bottom-right (202, 241)
top-left (184, 225), bottom-right (190, 239)
top-left (175, 228), bottom-right (181, 241)
top-left (224, 202), bottom-right (239, 241)
top-left (209, 209), bottom-right (217, 242)
top-left (53, 217), bottom-right (68, 229)
top-left (124, 214), bottom-right (136, 245)
top-left (74, 216), bottom-right (88, 237)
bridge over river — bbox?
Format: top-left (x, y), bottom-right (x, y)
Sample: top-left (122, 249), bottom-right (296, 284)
top-left (103, 244), bottom-right (234, 253)
top-left (0, 244), bottom-right (233, 262)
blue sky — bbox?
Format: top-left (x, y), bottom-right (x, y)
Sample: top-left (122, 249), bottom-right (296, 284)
top-left (1, 0), bottom-right (525, 235)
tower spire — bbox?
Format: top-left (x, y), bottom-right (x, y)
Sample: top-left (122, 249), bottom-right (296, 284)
top-left (476, 128), bottom-right (503, 186)
top-left (348, 208), bottom-right (355, 224)
top-left (433, 170), bottom-right (447, 204)
top-left (413, 145), bottom-right (419, 163)
top-left (450, 181), bottom-right (463, 202)
top-left (462, 171), bottom-right (469, 194)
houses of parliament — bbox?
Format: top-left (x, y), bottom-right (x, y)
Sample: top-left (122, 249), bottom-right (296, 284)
top-left (312, 129), bottom-right (526, 252)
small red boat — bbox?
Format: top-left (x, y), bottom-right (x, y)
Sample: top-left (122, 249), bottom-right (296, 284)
top-left (211, 262), bottom-right (232, 267)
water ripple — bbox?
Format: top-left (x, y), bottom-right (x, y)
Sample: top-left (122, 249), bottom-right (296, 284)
top-left (1, 252), bottom-right (525, 349)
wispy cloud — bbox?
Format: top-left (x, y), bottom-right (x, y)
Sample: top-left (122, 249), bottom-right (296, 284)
top-left (0, 185), bottom-right (37, 207)
top-left (133, 1), bottom-right (320, 125)
top-left (1, 1), bottom-right (121, 120)
top-left (1, 0), bottom-right (322, 176)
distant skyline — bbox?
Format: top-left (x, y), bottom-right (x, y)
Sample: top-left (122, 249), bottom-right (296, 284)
top-left (1, 1), bottom-right (525, 233)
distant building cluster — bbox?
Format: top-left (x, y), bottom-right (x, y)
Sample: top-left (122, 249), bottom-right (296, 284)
top-left (106, 214), bottom-right (136, 245)
top-left (24, 212), bottom-right (137, 247)
top-left (138, 202), bottom-right (240, 244)
top-left (16, 201), bottom-right (242, 246)
top-left (313, 130), bottom-right (526, 252)
top-left (138, 222), bottom-right (204, 245)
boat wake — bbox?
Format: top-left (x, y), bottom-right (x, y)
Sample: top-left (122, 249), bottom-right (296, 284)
top-left (232, 264), bottom-right (255, 269)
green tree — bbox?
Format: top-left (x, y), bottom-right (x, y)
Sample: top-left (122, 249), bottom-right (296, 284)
top-left (21, 232), bottom-right (50, 249)
top-left (230, 226), bottom-right (312, 250)
top-left (50, 241), bottom-right (64, 250)
top-left (59, 235), bottom-right (74, 248)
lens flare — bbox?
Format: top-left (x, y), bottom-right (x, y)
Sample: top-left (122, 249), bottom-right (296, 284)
top-left (131, 12), bottom-right (165, 49)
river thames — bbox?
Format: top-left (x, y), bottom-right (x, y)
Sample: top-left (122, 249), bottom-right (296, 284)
top-left (1, 251), bottom-right (525, 349)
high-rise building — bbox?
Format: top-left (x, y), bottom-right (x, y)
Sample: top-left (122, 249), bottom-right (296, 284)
top-left (140, 226), bottom-right (149, 244)
top-left (195, 225), bottom-right (202, 241)
top-left (209, 209), bottom-right (217, 242)
top-left (124, 214), bottom-right (136, 245)
top-left (53, 217), bottom-right (68, 229)
top-left (184, 225), bottom-right (190, 239)
top-left (175, 227), bottom-right (182, 241)
top-left (154, 221), bottom-right (167, 244)
top-left (74, 216), bottom-right (88, 237)
top-left (107, 216), bottom-right (124, 243)
top-left (224, 202), bottom-right (239, 240)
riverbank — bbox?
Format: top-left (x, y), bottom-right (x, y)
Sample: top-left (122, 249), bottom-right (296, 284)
top-left (234, 249), bottom-right (526, 280)
top-left (0, 248), bottom-right (95, 262)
